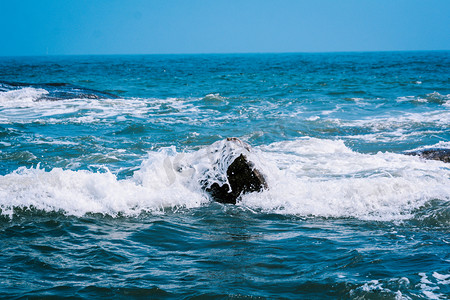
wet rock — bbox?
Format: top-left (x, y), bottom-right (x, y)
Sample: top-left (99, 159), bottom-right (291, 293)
top-left (204, 139), bottom-right (268, 204)
top-left (405, 148), bottom-right (450, 163)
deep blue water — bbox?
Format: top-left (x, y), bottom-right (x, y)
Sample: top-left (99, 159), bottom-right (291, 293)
top-left (0, 52), bottom-right (449, 299)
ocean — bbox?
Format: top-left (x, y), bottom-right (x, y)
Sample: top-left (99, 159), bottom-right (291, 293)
top-left (0, 52), bottom-right (449, 299)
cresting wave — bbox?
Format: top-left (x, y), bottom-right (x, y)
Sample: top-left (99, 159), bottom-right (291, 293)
top-left (0, 81), bottom-right (117, 101)
top-left (1, 138), bottom-right (449, 221)
top-left (0, 86), bottom-right (206, 125)
top-left (396, 92), bottom-right (450, 106)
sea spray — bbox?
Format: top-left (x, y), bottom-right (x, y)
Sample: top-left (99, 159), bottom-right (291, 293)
top-left (1, 138), bottom-right (449, 220)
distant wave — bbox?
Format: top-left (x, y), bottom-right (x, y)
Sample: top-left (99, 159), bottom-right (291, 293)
top-left (0, 81), bottom-right (118, 101)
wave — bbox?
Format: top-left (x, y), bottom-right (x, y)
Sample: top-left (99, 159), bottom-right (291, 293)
top-left (396, 92), bottom-right (450, 105)
top-left (338, 110), bottom-right (450, 143)
top-left (0, 89), bottom-right (201, 125)
top-left (0, 87), bottom-right (49, 108)
top-left (1, 138), bottom-right (449, 221)
top-left (2, 87), bottom-right (449, 145)
top-left (0, 81), bottom-right (117, 101)
top-left (0, 82), bottom-right (124, 124)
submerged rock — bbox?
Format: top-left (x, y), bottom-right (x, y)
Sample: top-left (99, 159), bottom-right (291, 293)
top-left (203, 138), bottom-right (268, 204)
top-left (405, 148), bottom-right (450, 163)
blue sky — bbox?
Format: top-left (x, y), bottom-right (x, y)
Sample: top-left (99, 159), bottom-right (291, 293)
top-left (1, 0), bottom-right (449, 56)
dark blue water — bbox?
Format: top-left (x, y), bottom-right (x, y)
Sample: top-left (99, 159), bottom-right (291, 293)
top-left (0, 52), bottom-right (449, 299)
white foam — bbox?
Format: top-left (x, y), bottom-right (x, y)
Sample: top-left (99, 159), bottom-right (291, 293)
top-left (243, 138), bottom-right (450, 220)
top-left (0, 139), bottom-right (253, 218)
top-left (0, 95), bottom-right (208, 125)
top-left (0, 163), bottom-right (206, 218)
top-left (1, 138), bottom-right (449, 219)
top-left (407, 141), bottom-right (450, 152)
top-left (361, 280), bottom-right (383, 292)
top-left (396, 92), bottom-right (450, 104)
top-left (418, 273), bottom-right (446, 300)
top-left (306, 116), bottom-right (320, 121)
top-left (202, 93), bottom-right (227, 103)
top-left (349, 111), bottom-right (449, 128)
top-left (432, 272), bottom-right (450, 285)
top-left (343, 129), bottom-right (447, 143)
top-left (426, 92), bottom-right (450, 104)
top-left (396, 95), bottom-right (428, 103)
top-left (350, 278), bottom-right (411, 299)
top-left (0, 87), bottom-right (48, 108)
top-left (337, 111), bottom-right (450, 144)
top-left (32, 139), bottom-right (78, 146)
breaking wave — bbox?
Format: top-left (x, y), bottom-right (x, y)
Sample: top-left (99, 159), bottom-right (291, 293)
top-left (1, 138), bottom-right (449, 221)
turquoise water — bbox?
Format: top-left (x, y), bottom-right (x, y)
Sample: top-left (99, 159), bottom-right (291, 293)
top-left (0, 52), bottom-right (449, 299)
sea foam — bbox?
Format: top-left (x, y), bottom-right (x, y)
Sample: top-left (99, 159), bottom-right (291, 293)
top-left (1, 138), bottom-right (449, 220)
top-left (0, 87), bottom-right (48, 107)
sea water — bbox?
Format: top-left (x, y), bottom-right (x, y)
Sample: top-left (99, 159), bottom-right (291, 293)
top-left (0, 52), bottom-right (449, 299)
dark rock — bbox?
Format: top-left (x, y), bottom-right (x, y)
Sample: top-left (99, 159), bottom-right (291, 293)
top-left (204, 141), bottom-right (268, 204)
top-left (405, 148), bottom-right (450, 163)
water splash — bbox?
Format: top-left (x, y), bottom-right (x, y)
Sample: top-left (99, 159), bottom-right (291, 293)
top-left (1, 138), bottom-right (449, 220)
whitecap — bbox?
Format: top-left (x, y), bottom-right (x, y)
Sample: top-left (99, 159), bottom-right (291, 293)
top-left (0, 87), bottom-right (48, 107)
top-left (1, 138), bottom-right (449, 220)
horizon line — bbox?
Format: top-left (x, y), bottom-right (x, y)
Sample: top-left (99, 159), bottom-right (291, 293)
top-left (1, 49), bottom-right (449, 58)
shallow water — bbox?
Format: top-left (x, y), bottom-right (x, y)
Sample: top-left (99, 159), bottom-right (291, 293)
top-left (0, 52), bottom-right (449, 299)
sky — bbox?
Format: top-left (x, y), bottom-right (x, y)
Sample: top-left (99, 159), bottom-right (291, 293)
top-left (1, 0), bottom-right (449, 56)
